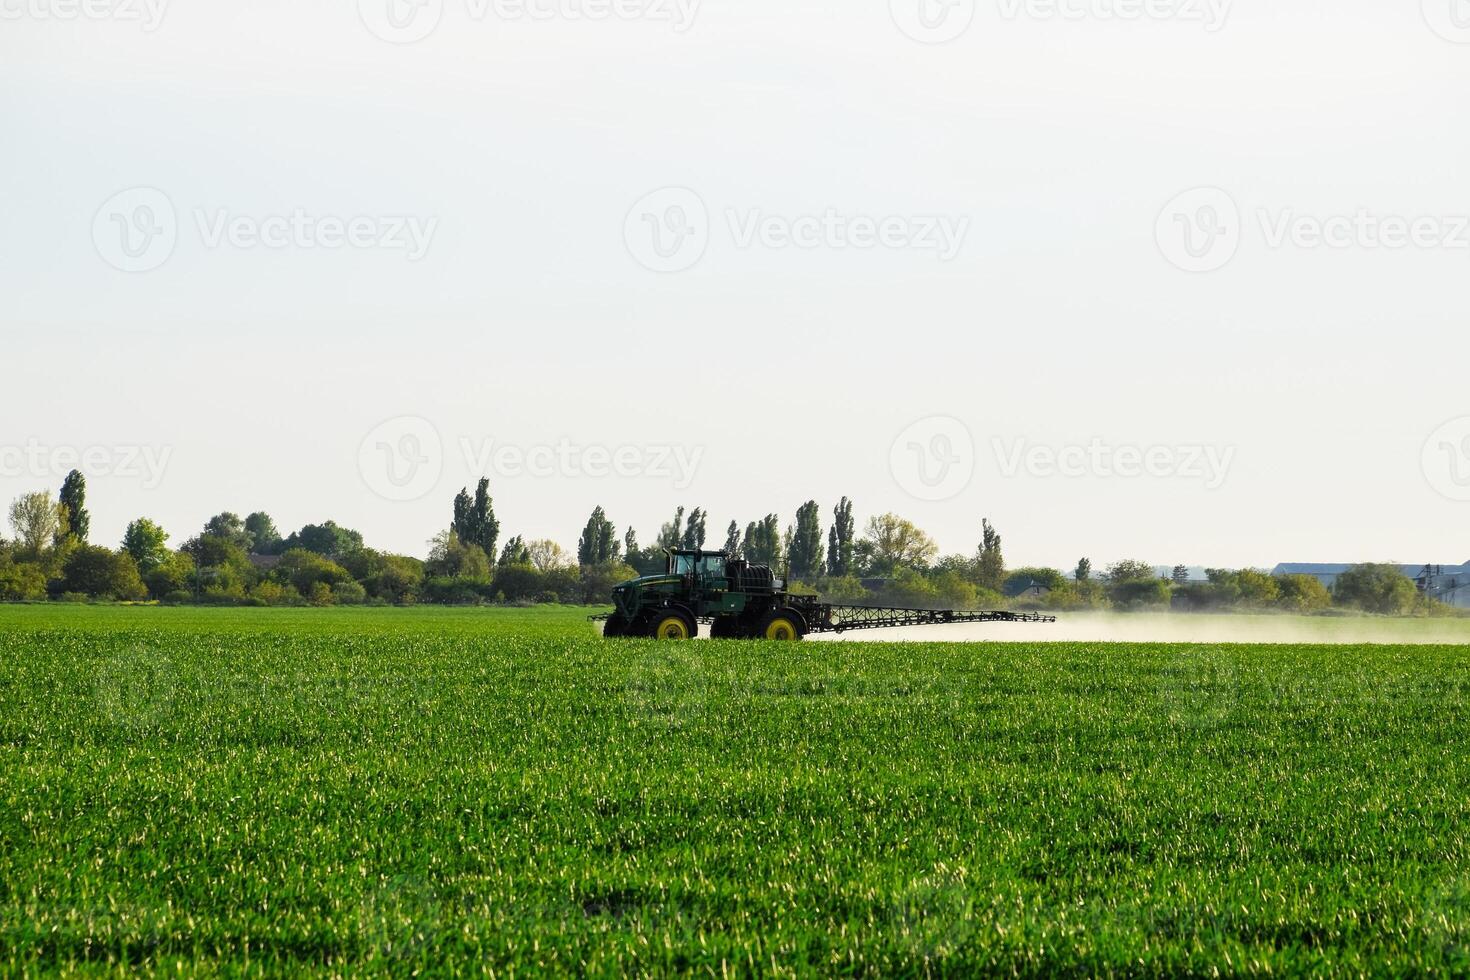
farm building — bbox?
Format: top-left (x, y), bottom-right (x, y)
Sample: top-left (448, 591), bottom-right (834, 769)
top-left (1271, 562), bottom-right (1470, 608)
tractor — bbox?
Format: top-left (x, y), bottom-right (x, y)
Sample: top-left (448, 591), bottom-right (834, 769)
top-left (597, 549), bottom-right (1054, 641)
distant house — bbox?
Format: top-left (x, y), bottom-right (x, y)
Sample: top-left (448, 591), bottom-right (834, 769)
top-left (1271, 562), bottom-right (1470, 608)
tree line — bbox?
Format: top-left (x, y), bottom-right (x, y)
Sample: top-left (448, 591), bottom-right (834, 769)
top-left (0, 472), bottom-right (1453, 616)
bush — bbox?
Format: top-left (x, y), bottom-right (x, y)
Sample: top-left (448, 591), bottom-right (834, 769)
top-left (275, 549), bottom-right (354, 596)
top-left (492, 564), bottom-right (544, 603)
top-left (146, 552), bottom-right (196, 600)
top-left (1276, 574), bottom-right (1331, 613)
top-left (249, 580), bottom-right (301, 606)
top-left (332, 580), bottom-right (367, 605)
top-left (59, 545), bottom-right (147, 600)
top-left (342, 550), bottom-right (424, 604)
top-left (1110, 578), bottom-right (1171, 610)
top-left (578, 561), bottom-right (639, 604)
top-left (162, 590), bottom-right (192, 605)
top-left (58, 591), bottom-right (91, 604)
top-left (421, 577), bottom-right (496, 605)
top-left (813, 575), bottom-right (870, 603)
top-left (0, 562), bottom-right (48, 602)
top-left (1334, 564), bottom-right (1418, 615)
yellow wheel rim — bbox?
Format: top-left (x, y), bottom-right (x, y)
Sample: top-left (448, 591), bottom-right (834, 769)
top-left (765, 618), bottom-right (799, 641)
top-left (655, 616), bottom-right (690, 640)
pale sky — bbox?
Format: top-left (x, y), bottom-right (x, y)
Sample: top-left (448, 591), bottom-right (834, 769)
top-left (3, 0), bottom-right (1469, 570)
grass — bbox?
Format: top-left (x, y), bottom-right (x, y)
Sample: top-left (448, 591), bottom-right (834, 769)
top-left (0, 604), bottom-right (1468, 976)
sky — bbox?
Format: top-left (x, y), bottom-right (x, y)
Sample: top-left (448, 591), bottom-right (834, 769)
top-left (3, 0), bottom-right (1469, 570)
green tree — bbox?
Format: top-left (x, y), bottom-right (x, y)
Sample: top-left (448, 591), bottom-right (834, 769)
top-left (861, 514), bottom-right (938, 575)
top-left (975, 519), bottom-right (1004, 592)
top-left (788, 501), bottom-right (825, 580)
top-left (1105, 559), bottom-right (1156, 583)
top-left (742, 514), bottom-right (782, 567)
top-left (1110, 578), bottom-right (1171, 609)
top-left (0, 562), bottom-right (47, 601)
top-left (580, 560), bottom-right (638, 604)
top-left (280, 521), bottom-right (363, 558)
top-left (1334, 564), bottom-right (1418, 615)
top-left (1172, 564), bottom-right (1190, 585)
top-left (498, 535), bottom-right (530, 567)
top-left (144, 551), bottom-right (195, 600)
top-left (1233, 568), bottom-right (1281, 606)
top-left (1276, 574), bottom-right (1331, 613)
top-left (657, 507), bottom-right (686, 551)
top-left (58, 470), bottom-right (88, 544)
top-left (1075, 557), bottom-right (1092, 582)
top-left (426, 530), bottom-right (490, 579)
top-left (60, 545), bottom-right (146, 600)
top-left (681, 508), bottom-right (707, 550)
top-left (827, 497), bottom-right (855, 577)
top-left (452, 479), bottom-right (500, 560)
top-left (8, 493), bottom-right (63, 558)
top-left (245, 512), bottom-right (282, 554)
top-left (577, 506), bottom-right (619, 566)
top-left (341, 549), bottom-right (424, 604)
top-left (274, 549), bottom-right (354, 596)
top-left (526, 539), bottom-right (572, 573)
top-left (723, 520), bottom-right (741, 557)
top-left (121, 518), bottom-right (170, 573)
top-left (203, 513), bottom-right (254, 552)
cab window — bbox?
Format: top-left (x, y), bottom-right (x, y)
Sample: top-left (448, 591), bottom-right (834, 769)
top-left (672, 554), bottom-right (695, 575)
top-left (699, 555), bottom-right (726, 578)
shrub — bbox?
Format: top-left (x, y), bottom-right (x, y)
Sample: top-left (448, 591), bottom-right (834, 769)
top-left (1334, 564), bottom-right (1418, 615)
top-left (59, 545), bottom-right (147, 600)
top-left (145, 552), bottom-right (196, 600)
top-left (421, 577), bottom-right (496, 605)
top-left (1110, 578), bottom-right (1171, 610)
top-left (332, 580), bottom-right (367, 605)
top-left (275, 549), bottom-right (353, 596)
top-left (1276, 574), bottom-right (1331, 613)
top-left (249, 580), bottom-right (301, 607)
top-left (0, 563), bottom-right (48, 602)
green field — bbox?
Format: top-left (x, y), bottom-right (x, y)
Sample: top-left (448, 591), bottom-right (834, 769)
top-left (2, 605), bottom-right (1468, 977)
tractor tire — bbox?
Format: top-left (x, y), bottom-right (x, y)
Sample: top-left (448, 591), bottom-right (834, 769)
top-left (650, 610), bottom-right (697, 641)
top-left (757, 609), bottom-right (806, 642)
